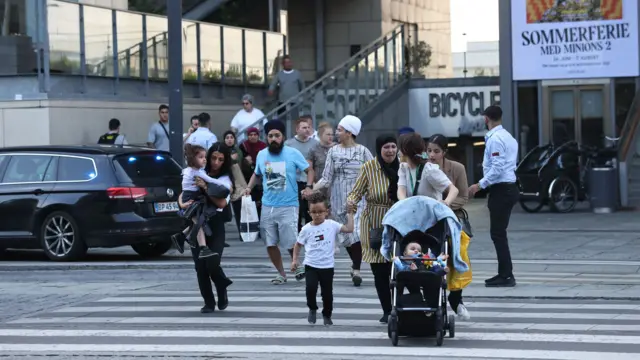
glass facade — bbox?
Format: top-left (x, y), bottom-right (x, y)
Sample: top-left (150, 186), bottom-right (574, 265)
top-left (38, 0), bottom-right (285, 91)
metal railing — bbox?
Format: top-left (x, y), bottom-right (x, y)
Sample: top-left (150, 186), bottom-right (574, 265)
top-left (617, 90), bottom-right (640, 207)
top-left (239, 24), bottom-right (408, 139)
top-left (44, 0), bottom-right (286, 95)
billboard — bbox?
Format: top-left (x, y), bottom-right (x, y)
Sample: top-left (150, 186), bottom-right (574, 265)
top-left (409, 86), bottom-right (500, 138)
top-left (512, 0), bottom-right (639, 80)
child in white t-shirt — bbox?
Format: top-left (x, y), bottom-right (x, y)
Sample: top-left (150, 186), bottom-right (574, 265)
top-left (291, 191), bottom-right (354, 326)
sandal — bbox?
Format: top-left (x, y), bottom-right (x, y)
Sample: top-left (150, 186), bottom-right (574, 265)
top-left (271, 274), bottom-right (287, 285)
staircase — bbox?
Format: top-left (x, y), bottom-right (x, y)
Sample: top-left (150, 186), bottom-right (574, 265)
top-left (242, 24), bottom-right (408, 138)
top-left (618, 90), bottom-right (640, 208)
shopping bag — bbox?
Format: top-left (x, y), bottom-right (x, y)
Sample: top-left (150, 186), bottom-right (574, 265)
top-left (240, 195), bottom-right (260, 242)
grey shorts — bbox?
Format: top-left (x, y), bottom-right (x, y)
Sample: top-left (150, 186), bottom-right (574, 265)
top-left (260, 205), bottom-right (299, 249)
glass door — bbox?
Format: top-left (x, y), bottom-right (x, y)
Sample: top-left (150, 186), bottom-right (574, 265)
top-left (550, 89), bottom-right (576, 145)
top-left (548, 86), bottom-right (607, 148)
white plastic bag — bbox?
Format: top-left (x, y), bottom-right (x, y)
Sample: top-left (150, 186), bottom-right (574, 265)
top-left (240, 195), bottom-right (260, 242)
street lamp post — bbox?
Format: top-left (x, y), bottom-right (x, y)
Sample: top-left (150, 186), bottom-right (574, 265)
top-left (167, 0), bottom-right (184, 161)
top-left (462, 32), bottom-right (468, 78)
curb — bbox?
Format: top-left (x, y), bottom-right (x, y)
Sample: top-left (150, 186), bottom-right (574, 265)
top-left (465, 295), bottom-right (640, 301)
top-left (0, 263), bottom-right (273, 272)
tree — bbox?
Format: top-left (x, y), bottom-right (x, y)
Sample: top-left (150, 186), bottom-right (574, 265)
top-left (405, 41), bottom-right (432, 77)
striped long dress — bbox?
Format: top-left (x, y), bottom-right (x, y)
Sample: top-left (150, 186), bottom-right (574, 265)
top-left (320, 144), bottom-right (373, 246)
top-left (347, 159), bottom-right (395, 264)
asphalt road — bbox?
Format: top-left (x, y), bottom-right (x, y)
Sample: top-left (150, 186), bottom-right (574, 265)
top-left (1, 262), bottom-right (640, 359)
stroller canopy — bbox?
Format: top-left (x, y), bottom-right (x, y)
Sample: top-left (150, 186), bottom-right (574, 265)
top-left (381, 196), bottom-right (469, 273)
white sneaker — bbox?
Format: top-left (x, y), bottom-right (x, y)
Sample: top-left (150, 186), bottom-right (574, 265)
top-left (456, 304), bottom-right (471, 321)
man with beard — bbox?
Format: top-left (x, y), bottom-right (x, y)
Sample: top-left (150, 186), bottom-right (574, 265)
top-left (245, 120), bottom-right (314, 285)
top-left (468, 105), bottom-right (519, 288)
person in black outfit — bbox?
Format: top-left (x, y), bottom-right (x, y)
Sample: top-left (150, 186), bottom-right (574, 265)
top-left (178, 143), bottom-right (235, 312)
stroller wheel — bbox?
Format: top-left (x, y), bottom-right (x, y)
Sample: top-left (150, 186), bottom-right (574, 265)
top-left (448, 315), bottom-right (455, 338)
top-left (388, 316), bottom-right (399, 346)
top-left (435, 330), bottom-right (444, 346)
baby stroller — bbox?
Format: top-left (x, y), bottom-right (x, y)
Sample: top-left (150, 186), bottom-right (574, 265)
top-left (381, 197), bottom-right (464, 347)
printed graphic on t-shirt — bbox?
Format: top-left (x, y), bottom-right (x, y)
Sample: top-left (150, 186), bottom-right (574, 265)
top-left (314, 234), bottom-right (325, 242)
top-left (265, 161), bottom-right (286, 192)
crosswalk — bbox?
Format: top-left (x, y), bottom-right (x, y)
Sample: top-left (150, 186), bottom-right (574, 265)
top-left (1, 268), bottom-right (640, 359)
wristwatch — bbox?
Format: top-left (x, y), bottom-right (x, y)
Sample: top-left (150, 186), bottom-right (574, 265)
top-left (306, 184), bottom-right (313, 189)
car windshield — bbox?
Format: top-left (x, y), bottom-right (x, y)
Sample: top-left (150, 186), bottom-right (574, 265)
top-left (113, 153), bottom-right (182, 184)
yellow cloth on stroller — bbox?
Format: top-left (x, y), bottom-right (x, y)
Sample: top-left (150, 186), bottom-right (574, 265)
top-left (448, 230), bottom-right (472, 291)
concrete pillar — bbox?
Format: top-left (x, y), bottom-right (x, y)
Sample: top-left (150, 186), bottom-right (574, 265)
top-left (498, 0), bottom-right (515, 135)
top-left (314, 0), bottom-right (325, 77)
top-left (167, 0), bottom-right (184, 161)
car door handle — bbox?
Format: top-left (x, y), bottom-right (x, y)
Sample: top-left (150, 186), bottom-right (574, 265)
top-left (32, 189), bottom-right (44, 195)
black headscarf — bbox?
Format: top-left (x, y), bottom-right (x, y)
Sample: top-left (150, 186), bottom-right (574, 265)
top-left (376, 134), bottom-right (399, 202)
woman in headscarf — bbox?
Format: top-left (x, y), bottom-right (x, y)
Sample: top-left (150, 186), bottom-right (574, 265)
top-left (313, 115), bottom-right (373, 287)
top-left (223, 130), bottom-right (248, 235)
top-left (239, 127), bottom-right (267, 218)
top-left (346, 134), bottom-right (399, 323)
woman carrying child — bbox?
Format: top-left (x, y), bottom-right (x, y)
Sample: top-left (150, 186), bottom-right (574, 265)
top-left (177, 143), bottom-right (235, 313)
top-left (291, 192), bottom-right (355, 326)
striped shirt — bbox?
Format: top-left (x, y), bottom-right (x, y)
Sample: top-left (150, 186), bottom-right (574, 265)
top-left (319, 144), bottom-right (373, 246)
top-left (347, 159), bottom-right (396, 264)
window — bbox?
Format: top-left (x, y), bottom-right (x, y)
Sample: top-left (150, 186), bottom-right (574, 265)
top-left (1, 155), bottom-right (53, 183)
top-left (57, 157), bottom-right (97, 181)
top-left (113, 154), bottom-right (182, 182)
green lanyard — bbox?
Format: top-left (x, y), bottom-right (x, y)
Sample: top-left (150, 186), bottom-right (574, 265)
top-left (408, 167), bottom-right (420, 195)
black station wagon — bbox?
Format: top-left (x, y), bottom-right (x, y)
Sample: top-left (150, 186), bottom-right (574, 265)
top-left (0, 145), bottom-right (184, 261)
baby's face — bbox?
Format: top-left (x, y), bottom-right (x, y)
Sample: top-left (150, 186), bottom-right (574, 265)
top-left (405, 243), bottom-right (422, 255)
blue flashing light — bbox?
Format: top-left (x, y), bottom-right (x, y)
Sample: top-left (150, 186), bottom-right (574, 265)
top-left (128, 157), bottom-right (136, 162)
top-left (155, 155), bottom-right (165, 161)
top-left (88, 172), bottom-right (96, 179)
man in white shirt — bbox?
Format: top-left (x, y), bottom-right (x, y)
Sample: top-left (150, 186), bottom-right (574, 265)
top-left (183, 115), bottom-right (199, 143)
top-left (468, 105), bottom-right (519, 288)
top-left (230, 94), bottom-right (267, 143)
top-left (186, 112), bottom-right (218, 150)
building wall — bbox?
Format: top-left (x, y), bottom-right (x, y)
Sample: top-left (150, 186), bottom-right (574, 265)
top-left (0, 100), bottom-right (238, 147)
top-left (288, 0), bottom-right (451, 81)
top-left (381, 0), bottom-right (452, 78)
top-left (80, 0), bottom-right (128, 10)
top-left (452, 41), bottom-right (499, 78)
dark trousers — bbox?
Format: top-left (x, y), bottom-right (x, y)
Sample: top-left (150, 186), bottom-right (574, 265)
top-left (305, 265), bottom-right (334, 317)
top-left (448, 290), bottom-right (463, 313)
top-left (487, 183), bottom-right (519, 278)
top-left (344, 242), bottom-right (362, 270)
top-left (297, 182), bottom-right (312, 232)
top-left (370, 262), bottom-right (392, 314)
top-left (190, 217), bottom-right (232, 307)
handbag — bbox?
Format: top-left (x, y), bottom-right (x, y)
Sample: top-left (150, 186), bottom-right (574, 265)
top-left (369, 227), bottom-right (383, 251)
top-left (457, 208), bottom-right (473, 238)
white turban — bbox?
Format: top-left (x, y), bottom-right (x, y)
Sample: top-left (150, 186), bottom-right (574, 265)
top-left (338, 115), bottom-right (362, 136)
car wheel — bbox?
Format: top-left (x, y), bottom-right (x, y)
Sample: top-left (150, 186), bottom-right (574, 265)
top-left (131, 240), bottom-right (172, 258)
top-left (40, 211), bottom-right (87, 262)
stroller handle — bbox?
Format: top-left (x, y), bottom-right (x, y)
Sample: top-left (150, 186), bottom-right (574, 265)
top-left (397, 256), bottom-right (441, 262)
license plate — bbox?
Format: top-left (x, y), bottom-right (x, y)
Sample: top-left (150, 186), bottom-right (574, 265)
top-left (154, 201), bottom-right (180, 213)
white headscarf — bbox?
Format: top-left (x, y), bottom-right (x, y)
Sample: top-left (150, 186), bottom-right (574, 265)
top-left (338, 115), bottom-right (362, 136)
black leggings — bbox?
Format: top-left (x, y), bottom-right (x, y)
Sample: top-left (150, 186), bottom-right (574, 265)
top-left (345, 242), bottom-right (362, 271)
top-left (190, 217), bottom-right (232, 307)
top-left (370, 262), bottom-right (392, 314)
top-left (448, 290), bottom-right (463, 313)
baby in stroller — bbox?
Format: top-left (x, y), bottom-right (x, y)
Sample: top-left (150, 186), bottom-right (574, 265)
top-left (393, 241), bottom-right (449, 275)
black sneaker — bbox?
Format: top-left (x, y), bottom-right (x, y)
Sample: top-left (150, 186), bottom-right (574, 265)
top-left (184, 232), bottom-right (197, 249)
top-left (485, 276), bottom-right (517, 288)
top-left (323, 316), bottom-right (333, 326)
top-left (485, 274), bottom-right (501, 283)
top-left (198, 247), bottom-right (218, 259)
top-left (200, 305), bottom-right (215, 313)
top-left (308, 310), bottom-right (317, 324)
top-left (379, 313), bottom-right (390, 324)
top-left (170, 233), bottom-right (185, 254)
top-left (224, 242), bottom-right (230, 248)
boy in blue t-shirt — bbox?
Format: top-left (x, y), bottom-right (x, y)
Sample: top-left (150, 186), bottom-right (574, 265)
top-left (244, 120), bottom-right (314, 285)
